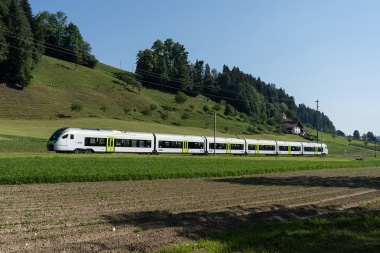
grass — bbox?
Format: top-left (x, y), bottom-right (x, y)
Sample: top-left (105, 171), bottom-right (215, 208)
top-left (0, 56), bottom-right (266, 135)
top-left (155, 208), bottom-right (380, 253)
top-left (0, 154), bottom-right (379, 185)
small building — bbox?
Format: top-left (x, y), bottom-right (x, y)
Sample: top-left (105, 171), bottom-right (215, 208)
top-left (282, 120), bottom-right (307, 135)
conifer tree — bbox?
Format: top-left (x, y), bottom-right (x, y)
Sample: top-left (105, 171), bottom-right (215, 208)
top-left (0, 0), bottom-right (35, 87)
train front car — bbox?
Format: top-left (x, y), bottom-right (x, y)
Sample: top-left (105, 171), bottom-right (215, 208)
top-left (320, 143), bottom-right (328, 155)
top-left (47, 127), bottom-right (70, 152)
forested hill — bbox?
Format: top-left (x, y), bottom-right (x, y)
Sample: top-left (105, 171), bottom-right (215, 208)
top-left (0, 0), bottom-right (335, 134)
top-left (136, 39), bottom-right (336, 133)
top-left (0, 0), bottom-right (97, 87)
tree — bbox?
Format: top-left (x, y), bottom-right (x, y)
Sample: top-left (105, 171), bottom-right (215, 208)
top-left (192, 59), bottom-right (204, 93)
top-left (136, 38), bottom-right (191, 91)
top-left (362, 133), bottom-right (367, 142)
top-left (367, 131), bottom-right (376, 142)
top-left (34, 11), bottom-right (97, 68)
top-left (0, 20), bottom-right (8, 63)
top-left (174, 91), bottom-right (188, 109)
top-left (224, 104), bottom-right (234, 117)
top-left (120, 73), bottom-right (143, 94)
top-left (353, 130), bottom-right (360, 140)
top-left (0, 0), bottom-right (35, 86)
top-left (212, 103), bottom-right (221, 112)
top-left (202, 104), bottom-right (210, 114)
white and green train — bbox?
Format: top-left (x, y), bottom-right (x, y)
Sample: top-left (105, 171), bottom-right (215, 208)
top-left (47, 127), bottom-right (328, 155)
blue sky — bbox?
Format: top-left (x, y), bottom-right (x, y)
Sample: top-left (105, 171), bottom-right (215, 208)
top-left (29, 0), bottom-right (380, 137)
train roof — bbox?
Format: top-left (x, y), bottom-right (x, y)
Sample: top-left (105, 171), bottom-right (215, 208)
top-left (154, 133), bottom-right (205, 140)
top-left (63, 127), bottom-right (153, 136)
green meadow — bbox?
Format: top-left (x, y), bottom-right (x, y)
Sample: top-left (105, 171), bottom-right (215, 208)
top-left (0, 153), bottom-right (379, 185)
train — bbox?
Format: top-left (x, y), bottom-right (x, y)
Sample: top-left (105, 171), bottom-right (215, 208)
top-left (47, 127), bottom-right (328, 156)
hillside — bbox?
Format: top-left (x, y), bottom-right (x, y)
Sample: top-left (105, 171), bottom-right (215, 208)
top-left (0, 56), bottom-right (280, 138)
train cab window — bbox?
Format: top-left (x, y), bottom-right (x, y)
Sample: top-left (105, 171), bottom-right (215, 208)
top-left (62, 134), bottom-right (68, 139)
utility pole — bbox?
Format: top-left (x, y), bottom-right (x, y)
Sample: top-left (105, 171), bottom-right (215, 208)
top-left (376, 135), bottom-right (377, 158)
top-left (316, 100), bottom-right (319, 143)
top-left (214, 113), bottom-right (216, 155)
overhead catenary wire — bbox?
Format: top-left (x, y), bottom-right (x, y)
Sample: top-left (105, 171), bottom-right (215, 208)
top-left (0, 27), bottom-right (84, 57)
top-left (1, 27), bottom-right (297, 103)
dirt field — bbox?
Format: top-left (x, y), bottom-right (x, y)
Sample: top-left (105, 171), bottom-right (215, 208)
top-left (1, 167), bottom-right (379, 252)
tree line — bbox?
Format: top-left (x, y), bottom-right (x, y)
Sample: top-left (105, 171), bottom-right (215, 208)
top-left (0, 0), bottom-right (97, 87)
top-left (297, 103), bottom-right (335, 133)
top-left (136, 38), bottom-right (336, 134)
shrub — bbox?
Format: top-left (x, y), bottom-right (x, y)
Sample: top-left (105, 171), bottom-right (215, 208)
top-left (162, 105), bottom-right (177, 111)
top-left (149, 104), bottom-right (157, 111)
top-left (71, 103), bottom-right (83, 112)
top-left (123, 107), bottom-right (131, 115)
top-left (202, 104), bottom-right (210, 114)
top-left (100, 105), bottom-right (108, 112)
top-left (141, 108), bottom-right (152, 116)
top-left (181, 112), bottom-right (190, 120)
top-left (161, 112), bottom-right (169, 123)
top-left (247, 125), bottom-right (260, 134)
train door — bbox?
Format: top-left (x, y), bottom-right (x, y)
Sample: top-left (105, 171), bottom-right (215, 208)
top-left (182, 140), bottom-right (188, 153)
top-left (315, 145), bottom-right (319, 155)
top-left (106, 137), bottom-right (115, 152)
top-left (256, 144), bottom-right (259, 154)
top-left (226, 143), bottom-right (231, 154)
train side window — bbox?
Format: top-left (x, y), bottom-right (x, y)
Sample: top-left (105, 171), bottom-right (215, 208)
top-left (291, 146), bottom-right (301, 151)
top-left (62, 134), bottom-right (68, 139)
top-left (70, 134), bottom-right (74, 139)
top-left (231, 144), bottom-right (244, 150)
top-left (248, 144), bottom-right (255, 150)
top-left (188, 142), bottom-right (203, 149)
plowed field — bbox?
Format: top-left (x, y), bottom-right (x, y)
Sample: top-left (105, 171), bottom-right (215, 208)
top-left (1, 168), bottom-right (379, 252)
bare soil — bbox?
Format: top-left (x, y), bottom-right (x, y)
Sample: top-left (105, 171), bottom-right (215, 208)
top-left (1, 168), bottom-right (379, 252)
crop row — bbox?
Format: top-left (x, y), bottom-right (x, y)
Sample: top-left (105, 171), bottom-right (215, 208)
top-left (1, 155), bottom-right (379, 184)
